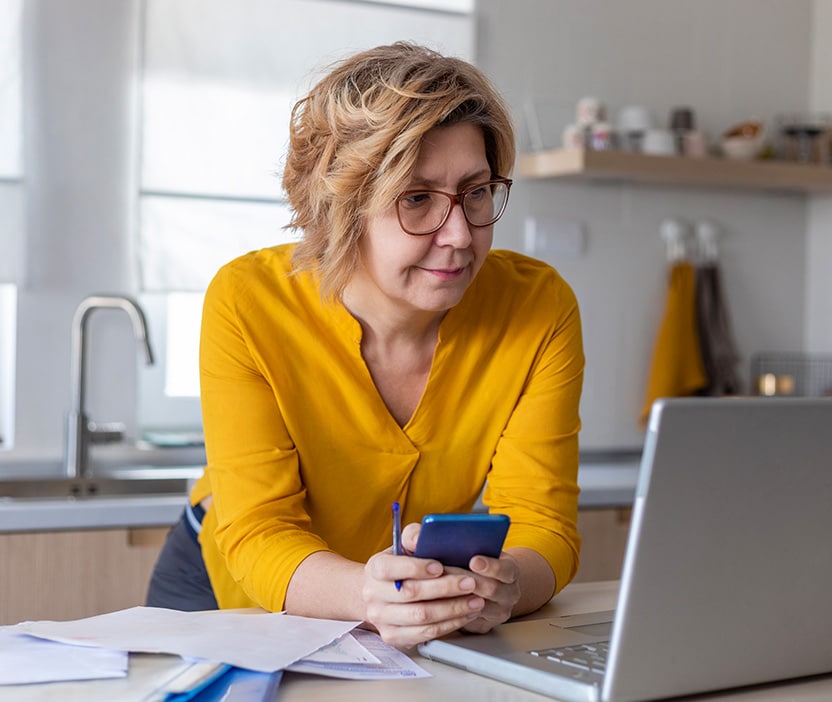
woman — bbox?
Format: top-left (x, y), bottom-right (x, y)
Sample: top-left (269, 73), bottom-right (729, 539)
top-left (147, 42), bottom-right (584, 649)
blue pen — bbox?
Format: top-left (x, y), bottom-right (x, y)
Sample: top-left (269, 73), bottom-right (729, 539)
top-left (392, 501), bottom-right (403, 591)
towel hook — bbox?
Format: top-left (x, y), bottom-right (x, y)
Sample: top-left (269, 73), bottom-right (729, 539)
top-left (696, 219), bottom-right (721, 262)
top-left (660, 218), bottom-right (693, 262)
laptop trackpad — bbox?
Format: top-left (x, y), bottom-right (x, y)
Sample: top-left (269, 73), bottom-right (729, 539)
top-left (548, 609), bottom-right (615, 634)
top-left (560, 621), bottom-right (612, 638)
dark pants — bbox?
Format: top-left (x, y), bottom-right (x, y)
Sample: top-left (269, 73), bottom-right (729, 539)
top-left (146, 502), bottom-right (219, 611)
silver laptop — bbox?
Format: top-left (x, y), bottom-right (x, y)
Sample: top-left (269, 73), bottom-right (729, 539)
top-left (419, 397), bottom-right (832, 701)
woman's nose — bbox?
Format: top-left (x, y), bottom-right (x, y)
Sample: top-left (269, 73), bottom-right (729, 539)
top-left (433, 201), bottom-right (473, 247)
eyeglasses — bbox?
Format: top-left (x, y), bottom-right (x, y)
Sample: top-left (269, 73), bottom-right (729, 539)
top-left (395, 178), bottom-right (512, 236)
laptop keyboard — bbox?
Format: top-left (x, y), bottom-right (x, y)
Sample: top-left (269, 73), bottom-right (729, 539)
top-left (530, 641), bottom-right (609, 675)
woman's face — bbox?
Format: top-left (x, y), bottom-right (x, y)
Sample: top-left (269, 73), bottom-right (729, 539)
top-left (354, 122), bottom-right (494, 318)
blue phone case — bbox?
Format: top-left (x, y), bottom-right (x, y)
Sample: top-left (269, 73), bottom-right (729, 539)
top-left (413, 513), bottom-right (510, 568)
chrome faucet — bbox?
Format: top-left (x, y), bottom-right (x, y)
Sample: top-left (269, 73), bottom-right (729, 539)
top-left (64, 295), bottom-right (155, 479)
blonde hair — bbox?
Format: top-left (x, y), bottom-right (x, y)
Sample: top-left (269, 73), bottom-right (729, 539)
top-left (282, 42), bottom-right (515, 300)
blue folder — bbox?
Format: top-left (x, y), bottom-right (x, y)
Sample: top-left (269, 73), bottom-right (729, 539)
top-left (165, 665), bottom-right (283, 702)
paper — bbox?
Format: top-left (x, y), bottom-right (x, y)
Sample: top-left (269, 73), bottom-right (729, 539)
top-left (300, 630), bottom-right (381, 665)
top-left (13, 607), bottom-right (359, 673)
top-left (288, 629), bottom-right (431, 679)
top-left (0, 628), bottom-right (128, 685)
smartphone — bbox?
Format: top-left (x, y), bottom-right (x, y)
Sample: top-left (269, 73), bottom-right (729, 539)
top-left (413, 513), bottom-right (510, 569)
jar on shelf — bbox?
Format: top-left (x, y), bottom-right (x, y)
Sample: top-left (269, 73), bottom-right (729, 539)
top-left (776, 112), bottom-right (832, 165)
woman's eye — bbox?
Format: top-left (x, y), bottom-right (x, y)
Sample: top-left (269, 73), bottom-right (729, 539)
top-left (402, 192), bottom-right (432, 208)
top-left (467, 186), bottom-right (488, 201)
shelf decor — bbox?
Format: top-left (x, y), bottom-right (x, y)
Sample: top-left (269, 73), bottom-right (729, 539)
top-left (517, 148), bottom-right (832, 194)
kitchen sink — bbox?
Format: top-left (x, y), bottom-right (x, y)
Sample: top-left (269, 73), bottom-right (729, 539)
top-left (0, 469), bottom-right (198, 501)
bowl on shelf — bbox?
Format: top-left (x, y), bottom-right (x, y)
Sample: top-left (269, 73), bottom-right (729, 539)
top-left (720, 120), bottom-right (765, 160)
top-left (721, 136), bottom-right (765, 160)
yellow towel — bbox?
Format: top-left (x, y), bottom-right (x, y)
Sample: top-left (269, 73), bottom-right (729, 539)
top-left (640, 261), bottom-right (708, 427)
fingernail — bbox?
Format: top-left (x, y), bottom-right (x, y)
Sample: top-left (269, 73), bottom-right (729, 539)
top-left (427, 562), bottom-right (443, 576)
top-left (468, 596), bottom-right (485, 610)
top-left (460, 576), bottom-right (475, 591)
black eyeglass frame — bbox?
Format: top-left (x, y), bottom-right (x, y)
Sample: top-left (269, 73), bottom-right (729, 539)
top-left (394, 177), bottom-right (513, 236)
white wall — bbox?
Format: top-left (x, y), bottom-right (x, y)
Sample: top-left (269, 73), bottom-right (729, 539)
top-left (806, 0), bottom-right (832, 352)
top-left (477, 0), bottom-right (826, 448)
top-left (3, 0), bottom-right (829, 462)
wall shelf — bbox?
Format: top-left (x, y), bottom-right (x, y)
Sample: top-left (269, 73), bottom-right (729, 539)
top-left (517, 148), bottom-right (832, 194)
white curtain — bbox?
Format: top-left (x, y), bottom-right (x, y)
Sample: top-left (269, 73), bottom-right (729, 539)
top-left (138, 0), bottom-right (474, 291)
top-left (0, 0), bottom-right (23, 285)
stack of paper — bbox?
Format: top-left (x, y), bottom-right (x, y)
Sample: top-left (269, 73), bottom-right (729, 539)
top-left (0, 606), bottom-right (430, 699)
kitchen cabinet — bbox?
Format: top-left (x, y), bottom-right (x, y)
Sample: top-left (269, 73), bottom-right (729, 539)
top-left (0, 527), bottom-right (168, 625)
top-left (518, 148), bottom-right (832, 194)
top-left (0, 514), bottom-right (628, 623)
top-left (573, 507), bottom-right (632, 583)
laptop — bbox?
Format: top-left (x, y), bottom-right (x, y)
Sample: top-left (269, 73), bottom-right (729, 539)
top-left (419, 397), bottom-right (832, 701)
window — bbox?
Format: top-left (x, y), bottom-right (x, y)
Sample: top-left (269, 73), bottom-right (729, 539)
top-left (0, 0), bottom-right (23, 448)
top-left (0, 285), bottom-right (16, 449)
top-left (136, 292), bottom-right (204, 431)
top-left (138, 0), bottom-right (474, 293)
top-left (0, 0), bottom-right (23, 282)
top-left (136, 0), bottom-right (474, 429)
top-left (0, 0), bottom-right (22, 182)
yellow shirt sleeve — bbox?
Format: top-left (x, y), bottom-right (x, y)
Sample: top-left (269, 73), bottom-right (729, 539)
top-left (477, 253), bottom-right (584, 595)
top-left (194, 245), bottom-right (584, 610)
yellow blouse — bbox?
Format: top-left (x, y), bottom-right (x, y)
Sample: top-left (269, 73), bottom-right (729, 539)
top-left (192, 244), bottom-right (584, 611)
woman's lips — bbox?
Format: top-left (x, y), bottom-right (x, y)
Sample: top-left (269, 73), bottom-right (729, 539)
top-left (421, 266), bottom-right (466, 281)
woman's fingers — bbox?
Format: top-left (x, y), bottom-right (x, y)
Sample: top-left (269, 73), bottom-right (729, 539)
top-left (362, 532), bottom-right (526, 647)
top-left (370, 595), bottom-right (485, 648)
top-left (401, 521), bottom-right (421, 553)
top-left (365, 552), bottom-right (482, 602)
top-left (363, 546), bottom-right (491, 648)
top-left (366, 549), bottom-right (441, 592)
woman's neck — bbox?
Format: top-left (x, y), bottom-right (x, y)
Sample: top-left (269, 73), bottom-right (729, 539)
top-left (341, 280), bottom-right (445, 349)
top-left (341, 281), bottom-right (444, 426)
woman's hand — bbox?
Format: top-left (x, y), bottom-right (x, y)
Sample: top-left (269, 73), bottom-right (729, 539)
top-left (456, 551), bottom-right (521, 633)
top-left (361, 522), bottom-right (486, 648)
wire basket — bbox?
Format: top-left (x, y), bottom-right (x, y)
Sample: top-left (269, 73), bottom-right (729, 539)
top-left (750, 353), bottom-right (832, 397)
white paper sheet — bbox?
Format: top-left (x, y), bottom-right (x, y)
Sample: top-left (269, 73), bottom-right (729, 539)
top-left (300, 630), bottom-right (382, 665)
top-left (13, 607), bottom-right (359, 673)
top-left (0, 628), bottom-right (128, 685)
top-left (288, 629), bottom-right (431, 680)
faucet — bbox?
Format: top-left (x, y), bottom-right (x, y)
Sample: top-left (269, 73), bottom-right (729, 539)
top-left (64, 295), bottom-right (155, 479)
